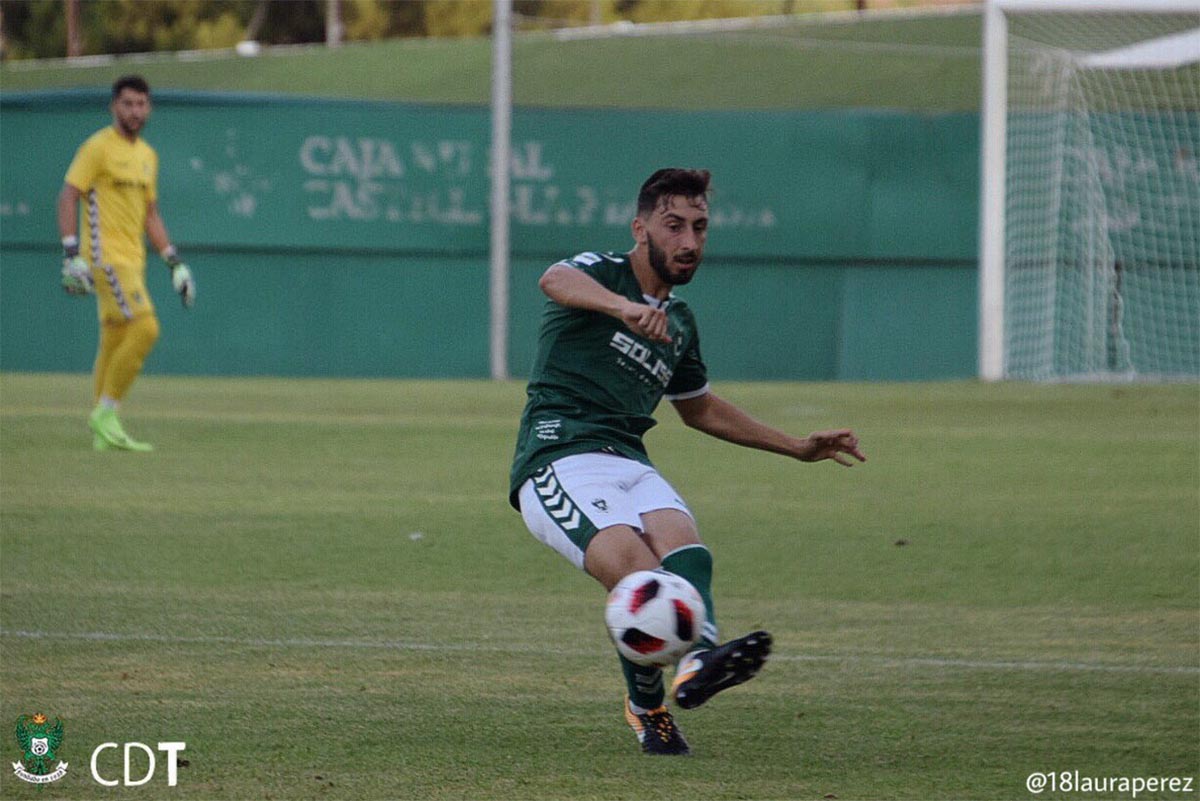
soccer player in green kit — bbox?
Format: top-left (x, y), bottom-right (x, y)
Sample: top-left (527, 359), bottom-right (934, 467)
top-left (510, 168), bottom-right (866, 755)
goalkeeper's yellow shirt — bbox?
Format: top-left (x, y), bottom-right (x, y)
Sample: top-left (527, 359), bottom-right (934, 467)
top-left (64, 127), bottom-right (159, 321)
top-left (65, 126), bottom-right (158, 269)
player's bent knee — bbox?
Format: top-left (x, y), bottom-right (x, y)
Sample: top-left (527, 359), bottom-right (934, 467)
top-left (131, 314), bottom-right (161, 351)
top-left (641, 509), bottom-right (702, 557)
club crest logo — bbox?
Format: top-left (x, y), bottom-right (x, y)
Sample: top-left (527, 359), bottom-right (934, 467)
top-left (12, 713), bottom-right (68, 784)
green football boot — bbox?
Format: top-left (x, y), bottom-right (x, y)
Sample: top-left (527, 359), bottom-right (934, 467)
top-left (89, 406), bottom-right (153, 452)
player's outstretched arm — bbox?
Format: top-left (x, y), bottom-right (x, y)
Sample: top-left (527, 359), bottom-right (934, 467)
top-left (539, 264), bottom-right (670, 343)
top-left (671, 392), bottom-right (866, 466)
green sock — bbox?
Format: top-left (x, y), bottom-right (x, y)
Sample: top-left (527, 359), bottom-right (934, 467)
top-left (620, 654), bottom-right (664, 710)
top-left (660, 544), bottom-right (718, 649)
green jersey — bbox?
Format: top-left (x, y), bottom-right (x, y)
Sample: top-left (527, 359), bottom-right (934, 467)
top-left (509, 251), bottom-right (709, 508)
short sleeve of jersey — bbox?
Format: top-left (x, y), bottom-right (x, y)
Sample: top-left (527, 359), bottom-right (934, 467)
top-left (665, 329), bottom-right (708, 399)
top-left (554, 251), bottom-right (626, 292)
top-left (145, 147), bottom-right (159, 203)
top-left (64, 135), bottom-right (103, 192)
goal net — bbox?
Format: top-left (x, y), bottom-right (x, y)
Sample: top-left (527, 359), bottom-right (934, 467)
top-left (981, 1), bottom-right (1200, 381)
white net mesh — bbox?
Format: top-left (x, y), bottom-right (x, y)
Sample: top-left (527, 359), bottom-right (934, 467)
top-left (1003, 9), bottom-right (1200, 381)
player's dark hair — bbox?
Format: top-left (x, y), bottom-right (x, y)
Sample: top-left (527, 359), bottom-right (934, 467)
top-left (636, 168), bottom-right (711, 216)
top-left (112, 75), bottom-right (150, 99)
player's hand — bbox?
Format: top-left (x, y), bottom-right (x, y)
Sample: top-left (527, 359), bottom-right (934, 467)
top-left (170, 263), bottom-right (196, 309)
top-left (620, 300), bottom-right (671, 344)
top-left (798, 429), bottom-right (866, 466)
top-left (61, 256), bottom-right (94, 295)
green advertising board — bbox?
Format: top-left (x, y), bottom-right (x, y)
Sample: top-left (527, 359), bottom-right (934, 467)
top-left (1, 90), bottom-right (979, 379)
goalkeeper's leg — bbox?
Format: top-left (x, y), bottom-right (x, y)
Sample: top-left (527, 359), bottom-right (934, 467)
top-left (90, 321), bottom-right (126, 451)
top-left (90, 315), bottom-right (159, 451)
top-left (99, 313), bottom-right (159, 401)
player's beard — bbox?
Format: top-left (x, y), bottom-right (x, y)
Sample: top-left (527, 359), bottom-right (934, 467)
top-left (116, 115), bottom-right (145, 138)
top-left (647, 232), bottom-right (697, 286)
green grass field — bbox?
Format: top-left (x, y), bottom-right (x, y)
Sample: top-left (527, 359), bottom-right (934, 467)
top-left (0, 10), bottom-right (984, 111)
top-left (1, 373), bottom-right (1197, 800)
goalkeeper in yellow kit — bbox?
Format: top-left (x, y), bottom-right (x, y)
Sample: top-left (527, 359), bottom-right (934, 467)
top-left (57, 75), bottom-right (195, 452)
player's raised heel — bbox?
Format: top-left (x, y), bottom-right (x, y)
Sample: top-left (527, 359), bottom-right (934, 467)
top-left (623, 697), bottom-right (690, 756)
top-left (671, 630), bottom-right (772, 710)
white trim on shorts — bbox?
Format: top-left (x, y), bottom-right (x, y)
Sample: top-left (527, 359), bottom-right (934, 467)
top-left (518, 452), bottom-right (693, 570)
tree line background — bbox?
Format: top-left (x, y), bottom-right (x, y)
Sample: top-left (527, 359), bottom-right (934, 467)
top-left (0, 0), bottom-right (964, 61)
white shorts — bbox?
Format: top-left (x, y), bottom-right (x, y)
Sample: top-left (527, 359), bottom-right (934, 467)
top-left (517, 452), bottom-right (693, 569)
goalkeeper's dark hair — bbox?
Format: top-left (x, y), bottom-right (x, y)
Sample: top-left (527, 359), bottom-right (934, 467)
top-left (112, 75), bottom-right (150, 98)
top-left (636, 168), bottom-right (711, 217)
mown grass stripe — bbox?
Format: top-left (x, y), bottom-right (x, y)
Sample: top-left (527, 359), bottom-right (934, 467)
top-left (5, 629), bottom-right (1195, 676)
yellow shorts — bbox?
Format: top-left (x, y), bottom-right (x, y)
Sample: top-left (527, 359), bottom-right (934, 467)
top-left (92, 260), bottom-right (155, 324)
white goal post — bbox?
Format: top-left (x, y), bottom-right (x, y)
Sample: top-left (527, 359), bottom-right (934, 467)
top-left (979, 0), bottom-right (1200, 381)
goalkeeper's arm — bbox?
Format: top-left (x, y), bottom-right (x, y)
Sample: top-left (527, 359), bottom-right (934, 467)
top-left (145, 200), bottom-right (196, 309)
top-left (57, 182), bottom-right (92, 295)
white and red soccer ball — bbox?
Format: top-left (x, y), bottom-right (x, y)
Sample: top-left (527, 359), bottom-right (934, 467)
top-left (605, 569), bottom-right (706, 667)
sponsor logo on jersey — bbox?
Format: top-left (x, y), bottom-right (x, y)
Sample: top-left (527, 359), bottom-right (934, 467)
top-left (609, 331), bottom-right (673, 387)
top-left (534, 419), bottom-right (562, 441)
top-left (111, 178), bottom-right (149, 190)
